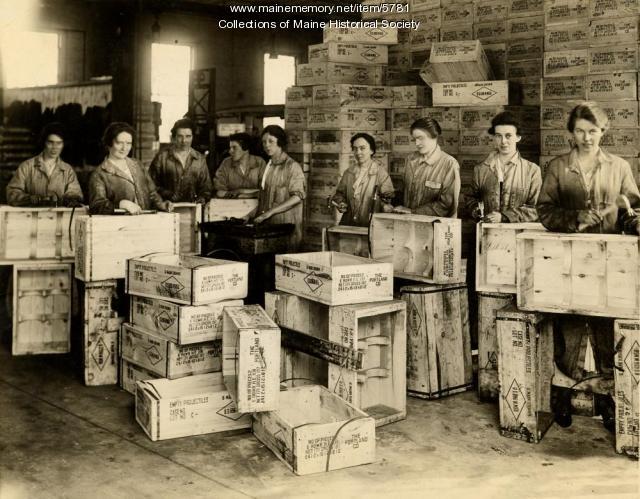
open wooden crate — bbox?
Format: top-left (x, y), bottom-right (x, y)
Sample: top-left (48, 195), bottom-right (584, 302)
top-left (497, 306), bottom-right (554, 444)
top-left (322, 225), bottom-right (370, 258)
top-left (0, 206), bottom-right (88, 263)
top-left (476, 222), bottom-right (546, 294)
top-left (203, 198), bottom-right (258, 222)
top-left (172, 202), bottom-right (202, 255)
top-left (516, 232), bottom-right (640, 318)
top-left (252, 385), bottom-right (375, 475)
top-left (120, 358), bottom-right (159, 395)
top-left (370, 213), bottom-right (462, 284)
top-left (275, 252), bottom-right (393, 306)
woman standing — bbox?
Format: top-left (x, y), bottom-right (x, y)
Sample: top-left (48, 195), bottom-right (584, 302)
top-left (253, 125), bottom-right (306, 250)
top-left (331, 133), bottom-right (394, 227)
top-left (89, 122), bottom-right (171, 215)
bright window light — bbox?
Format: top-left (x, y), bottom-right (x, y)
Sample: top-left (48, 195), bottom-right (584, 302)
top-left (263, 116), bottom-right (285, 128)
top-left (151, 43), bottom-right (192, 143)
top-left (264, 53), bottom-right (295, 105)
top-left (0, 30), bottom-right (59, 88)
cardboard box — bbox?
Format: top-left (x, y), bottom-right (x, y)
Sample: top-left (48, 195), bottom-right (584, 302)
top-left (284, 107), bottom-right (306, 130)
top-left (203, 198), bottom-right (258, 222)
top-left (540, 75), bottom-right (587, 100)
top-left (517, 232), bottom-right (640, 318)
top-left (135, 373), bottom-right (251, 441)
top-left (392, 85), bottom-right (432, 107)
top-left (441, 1), bottom-right (474, 24)
top-left (543, 49), bottom-right (589, 78)
top-left (507, 38), bottom-right (544, 61)
top-left (507, 59), bottom-right (543, 79)
top-left (483, 43), bottom-right (508, 79)
top-left (544, 20), bottom-right (589, 50)
top-left (222, 305), bottom-right (280, 413)
top-left (544, 0), bottom-right (589, 25)
top-left (587, 72), bottom-right (637, 101)
top-left (312, 84), bottom-right (393, 109)
top-left (588, 46), bottom-right (638, 75)
top-left (74, 213), bottom-right (180, 282)
top-left (432, 80), bottom-right (509, 107)
top-left (120, 358), bottom-right (159, 395)
top-left (422, 40), bottom-right (493, 83)
top-left (370, 214), bottom-right (462, 284)
top-left (275, 251), bottom-right (394, 306)
top-left (252, 386), bottom-right (376, 475)
top-left (126, 253), bottom-right (248, 305)
top-left (287, 130), bottom-right (312, 154)
top-left (309, 42), bottom-right (388, 66)
top-left (589, 0), bottom-right (639, 19)
top-left (613, 320), bottom-right (640, 458)
top-left (506, 15), bottom-right (544, 40)
top-left (589, 17), bottom-right (639, 47)
top-left (439, 24), bottom-right (474, 42)
top-left (121, 322), bottom-right (222, 378)
top-left (285, 86), bottom-right (313, 107)
top-left (507, 0), bottom-right (544, 17)
top-left (323, 26), bottom-right (398, 45)
top-left (307, 107), bottom-right (386, 130)
top-left (296, 62), bottom-right (385, 86)
top-left (409, 27), bottom-right (440, 51)
top-left (400, 283), bottom-right (472, 399)
top-left (497, 307), bottom-right (554, 443)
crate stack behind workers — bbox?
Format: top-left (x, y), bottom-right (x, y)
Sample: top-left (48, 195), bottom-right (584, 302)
top-left (287, 26), bottom-right (398, 251)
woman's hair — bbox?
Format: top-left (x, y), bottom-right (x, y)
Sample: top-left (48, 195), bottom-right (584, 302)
top-left (410, 117), bottom-right (442, 138)
top-left (261, 125), bottom-right (287, 148)
top-left (488, 111), bottom-right (522, 136)
top-left (102, 122), bottom-right (136, 148)
top-left (567, 102), bottom-right (609, 133)
top-left (350, 132), bottom-right (377, 154)
top-left (229, 132), bottom-right (251, 151)
top-left (39, 122), bottom-right (65, 148)
top-left (171, 118), bottom-right (196, 137)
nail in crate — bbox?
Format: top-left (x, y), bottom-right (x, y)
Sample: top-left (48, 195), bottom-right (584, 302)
top-left (171, 202), bottom-right (202, 255)
top-left (322, 225), bottom-right (370, 258)
top-left (136, 373), bottom-right (251, 441)
top-left (476, 222), bottom-right (546, 294)
top-left (74, 213), bottom-right (180, 282)
top-left (120, 322), bottom-right (221, 378)
top-left (120, 358), bottom-right (159, 395)
top-left (613, 320), bottom-right (640, 459)
top-left (126, 253), bottom-right (248, 306)
top-left (275, 252), bottom-right (393, 306)
top-left (12, 262), bottom-right (72, 355)
top-left (516, 232), bottom-right (640, 319)
top-left (400, 283), bottom-right (472, 399)
top-left (222, 305), bottom-right (280, 413)
top-left (322, 25), bottom-right (398, 45)
top-left (477, 291), bottom-right (516, 402)
top-left (369, 214), bottom-right (462, 284)
top-left (129, 295), bottom-right (243, 344)
top-left (497, 307), bottom-right (554, 444)
top-left (296, 62), bottom-right (386, 87)
top-left (0, 206), bottom-right (88, 263)
top-left (203, 198), bottom-right (258, 222)
top-left (265, 291), bottom-right (407, 427)
top-left (252, 385), bottom-right (376, 475)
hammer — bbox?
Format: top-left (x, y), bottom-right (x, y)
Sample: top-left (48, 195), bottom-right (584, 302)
top-left (577, 194), bottom-right (633, 232)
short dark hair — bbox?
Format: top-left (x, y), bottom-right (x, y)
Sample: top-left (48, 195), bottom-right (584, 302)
top-left (567, 102), bottom-right (609, 133)
top-left (261, 125), bottom-right (287, 148)
top-left (410, 118), bottom-right (441, 138)
top-left (229, 132), bottom-right (251, 151)
top-left (39, 122), bottom-right (65, 148)
top-left (488, 111), bottom-right (522, 136)
top-left (171, 118), bottom-right (196, 137)
top-left (350, 133), bottom-right (377, 154)
top-left (102, 122), bottom-right (136, 149)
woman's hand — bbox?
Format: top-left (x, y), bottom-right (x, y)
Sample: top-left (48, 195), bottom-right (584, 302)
top-left (337, 201), bottom-right (348, 213)
top-left (162, 201), bottom-right (174, 213)
top-left (253, 210), bottom-right (272, 224)
top-left (393, 205), bottom-right (412, 214)
top-left (119, 199), bottom-right (142, 215)
top-left (483, 211), bottom-right (503, 223)
top-left (382, 203), bottom-right (394, 213)
top-left (577, 209), bottom-right (602, 227)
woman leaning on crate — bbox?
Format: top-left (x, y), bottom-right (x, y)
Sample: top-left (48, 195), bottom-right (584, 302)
top-left (88, 122), bottom-right (172, 215)
top-left (330, 132), bottom-right (395, 227)
top-left (252, 125), bottom-right (306, 250)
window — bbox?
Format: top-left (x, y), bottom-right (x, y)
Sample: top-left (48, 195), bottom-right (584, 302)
top-left (263, 53), bottom-right (295, 128)
top-left (0, 30), bottom-right (59, 88)
top-left (151, 43), bottom-right (192, 143)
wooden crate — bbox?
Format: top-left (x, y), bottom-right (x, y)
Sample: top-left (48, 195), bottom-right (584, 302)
top-left (541, 101), bottom-right (639, 129)
top-left (370, 214), bottom-right (462, 284)
top-left (126, 253), bottom-right (248, 305)
top-left (323, 26), bottom-right (398, 44)
top-left (287, 130), bottom-right (312, 154)
top-left (308, 42), bottom-right (388, 65)
top-left (81, 279), bottom-right (122, 386)
top-left (284, 108), bottom-right (306, 130)
top-left (252, 385), bottom-right (375, 475)
top-left (544, 0), bottom-right (589, 25)
top-left (120, 358), bottom-right (159, 395)
top-left (431, 80), bottom-right (509, 107)
top-left (130, 295), bottom-right (243, 344)
top-left (425, 40), bottom-right (493, 83)
top-left (307, 107), bottom-right (386, 131)
top-left (285, 86), bottom-right (313, 107)
top-left (400, 283), bottom-right (472, 399)
top-left (135, 373), bottom-right (251, 441)
top-left (589, 17), bottom-right (638, 47)
top-left (120, 322), bottom-right (221, 379)
top-left (312, 84), bottom-right (393, 109)
top-left (508, 0), bottom-right (544, 18)
top-left (516, 232), bottom-right (640, 319)
top-left (310, 130), bottom-right (391, 154)
top-left (478, 291), bottom-right (516, 401)
top-left (614, 320), bottom-right (640, 458)
top-left (12, 263), bottom-right (72, 355)
top-left (172, 202), bottom-right (201, 255)
top-left (507, 38), bottom-right (544, 61)
top-left (322, 226), bottom-right (370, 258)
top-left (390, 107), bottom-right (460, 130)
top-left (544, 20), bottom-right (589, 51)
top-left (74, 213), bottom-right (180, 282)
top-left (203, 198), bottom-right (258, 222)
top-left (497, 307), bottom-right (554, 443)
top-left (392, 85), bottom-right (432, 108)
top-left (540, 75), bottom-right (587, 101)
top-left (275, 252), bottom-right (393, 306)
top-left (296, 62), bottom-right (386, 86)
top-left (506, 15), bottom-right (544, 40)
top-left (0, 206), bottom-right (88, 263)
top-left (543, 49), bottom-right (588, 78)
top-left (589, 0), bottom-right (639, 18)
top-left (587, 72), bottom-right (637, 101)
top-left (222, 305), bottom-right (280, 413)
top-left (588, 45), bottom-right (638, 75)
top-left (476, 222), bottom-right (546, 294)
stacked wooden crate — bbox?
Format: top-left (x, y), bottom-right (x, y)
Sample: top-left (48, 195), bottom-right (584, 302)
top-left (540, 0), bottom-right (640, 177)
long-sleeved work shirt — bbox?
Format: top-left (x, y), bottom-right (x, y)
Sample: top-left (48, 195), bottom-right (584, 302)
top-left (149, 147), bottom-right (212, 202)
top-left (213, 154), bottom-right (265, 193)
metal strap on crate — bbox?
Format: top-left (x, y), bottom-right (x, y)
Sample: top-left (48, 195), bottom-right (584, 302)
top-left (280, 326), bottom-right (363, 371)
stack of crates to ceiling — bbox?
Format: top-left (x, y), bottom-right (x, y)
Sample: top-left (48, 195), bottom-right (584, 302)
top-left (287, 25), bottom-right (398, 250)
top-left (540, 0), bottom-right (640, 178)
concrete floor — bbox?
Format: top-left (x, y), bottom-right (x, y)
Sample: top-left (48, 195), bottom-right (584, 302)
top-left (0, 346), bottom-right (638, 499)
